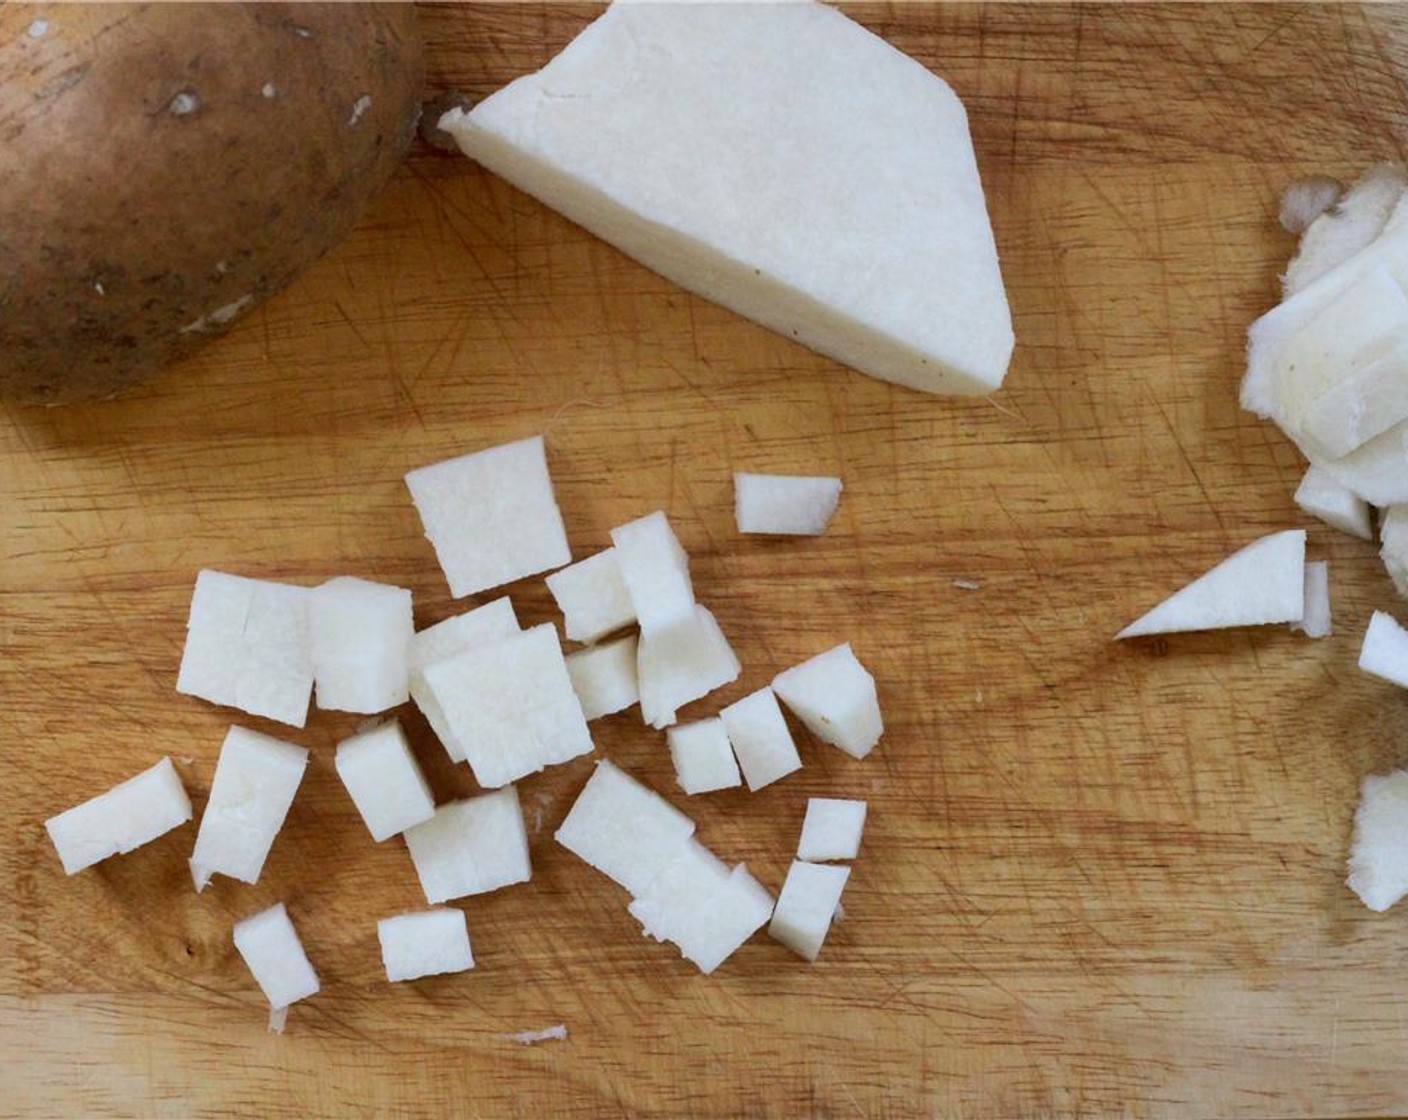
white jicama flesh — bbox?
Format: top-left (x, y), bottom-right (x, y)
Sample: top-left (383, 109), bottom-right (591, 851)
top-left (1114, 529), bottom-right (1306, 639)
top-left (797, 797), bottom-right (868, 862)
top-left (609, 511), bottom-right (695, 633)
top-left (768, 860), bottom-right (850, 961)
top-left (190, 727), bottom-right (308, 891)
top-left (1291, 560), bottom-right (1332, 640)
top-left (772, 643), bottom-right (884, 759)
top-left (45, 758), bottom-right (192, 875)
top-left (1380, 506), bottom-right (1408, 598)
top-left (1284, 164), bottom-right (1406, 298)
top-left (309, 576), bottom-right (414, 714)
top-left (1293, 466), bottom-right (1373, 540)
top-left (233, 903), bottom-right (320, 1010)
top-left (546, 547), bottom-right (637, 644)
top-left (667, 717), bottom-right (742, 795)
top-left (734, 473), bottom-right (843, 536)
top-left (403, 787), bottom-right (531, 905)
top-left (377, 909), bottom-right (475, 982)
top-left (404, 435), bottom-right (571, 598)
top-left (440, 1), bottom-right (1013, 396)
top-left (1347, 769), bottom-right (1408, 911)
top-left (565, 635), bottom-right (640, 720)
top-left (719, 687), bottom-right (802, 792)
top-left (637, 604), bottom-right (742, 729)
top-left (176, 570), bottom-right (313, 728)
top-left (1358, 611), bottom-right (1408, 688)
top-left (333, 720), bottom-right (435, 842)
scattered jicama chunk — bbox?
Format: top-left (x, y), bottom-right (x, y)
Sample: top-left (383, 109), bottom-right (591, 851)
top-left (1284, 164), bottom-right (1406, 297)
top-left (232, 903), bottom-right (320, 1010)
top-left (719, 687), bottom-right (802, 792)
top-left (1358, 611), bottom-right (1408, 688)
top-left (309, 576), bottom-right (414, 714)
top-left (667, 717), bottom-right (742, 795)
top-left (190, 727), bottom-right (308, 891)
top-left (1293, 466), bottom-right (1372, 540)
top-left (1114, 529), bottom-right (1306, 639)
top-left (546, 548), bottom-right (637, 644)
top-left (1291, 561), bottom-right (1332, 640)
top-left (734, 473), bottom-right (843, 536)
top-left (404, 435), bottom-right (571, 598)
top-left (1380, 506), bottom-right (1408, 597)
top-left (609, 511), bottom-right (695, 633)
top-left (1347, 769), bottom-right (1408, 911)
top-left (176, 570), bottom-right (313, 728)
top-left (797, 797), bottom-right (867, 862)
top-left (334, 720), bottom-right (435, 842)
top-left (637, 604), bottom-right (742, 729)
top-left (565, 634), bottom-right (640, 720)
top-left (772, 643), bottom-right (883, 759)
top-left (768, 860), bottom-right (849, 961)
top-left (404, 787), bottom-right (531, 905)
top-left (45, 758), bottom-right (192, 875)
top-left (377, 909), bottom-right (475, 982)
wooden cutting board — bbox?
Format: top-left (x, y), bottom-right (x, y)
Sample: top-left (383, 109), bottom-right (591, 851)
top-left (5, 4), bottom-right (1408, 1116)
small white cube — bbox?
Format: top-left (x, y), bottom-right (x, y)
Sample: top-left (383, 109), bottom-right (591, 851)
top-left (1359, 611), bottom-right (1408, 688)
top-left (334, 720), bottom-right (436, 842)
top-left (377, 909), bottom-right (476, 982)
top-left (190, 726), bottom-right (308, 891)
top-left (1294, 466), bottom-right (1373, 541)
top-left (772, 643), bottom-right (883, 759)
top-left (308, 576), bottom-right (413, 714)
top-left (176, 570), bottom-right (313, 728)
top-left (637, 604), bottom-right (742, 728)
top-left (546, 548), bottom-right (637, 644)
top-left (720, 687), bottom-right (801, 792)
top-left (734, 472), bottom-right (843, 535)
top-left (667, 717), bottom-right (742, 795)
top-left (405, 435), bottom-right (572, 598)
top-left (555, 760), bottom-right (695, 896)
top-left (769, 860), bottom-right (849, 961)
top-left (232, 902), bottom-right (320, 1009)
top-left (565, 635), bottom-right (640, 719)
top-left (45, 758), bottom-right (193, 875)
top-left (404, 787), bottom-right (531, 904)
top-left (610, 511), bottom-right (695, 632)
top-left (797, 798), bottom-right (867, 862)
top-left (1291, 560), bottom-right (1332, 640)
top-left (421, 623), bottom-right (594, 788)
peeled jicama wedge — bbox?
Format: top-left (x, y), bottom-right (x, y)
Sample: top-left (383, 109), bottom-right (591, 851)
top-left (1293, 466), bottom-right (1372, 541)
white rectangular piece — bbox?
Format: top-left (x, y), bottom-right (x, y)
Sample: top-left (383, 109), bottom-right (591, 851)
top-left (405, 435), bottom-right (571, 598)
top-left (667, 717), bottom-right (742, 795)
top-left (232, 903), bottom-right (320, 1009)
top-left (334, 720), bottom-right (436, 842)
top-left (377, 909), bottom-right (476, 982)
top-left (773, 643), bottom-right (883, 760)
top-left (441, 1), bottom-right (1013, 396)
top-left (1382, 506), bottom-right (1408, 598)
top-left (1290, 561), bottom-right (1331, 640)
top-left (768, 860), bottom-right (850, 962)
top-left (637, 604), bottom-right (742, 729)
top-left (1359, 611), bottom-right (1408, 688)
top-left (797, 797), bottom-right (867, 862)
top-left (546, 548), bottom-right (637, 644)
top-left (403, 787), bottom-right (531, 904)
top-left (1348, 769), bottom-right (1408, 912)
top-left (734, 473), bottom-right (843, 536)
top-left (565, 635), bottom-right (640, 720)
top-left (190, 726), bottom-right (308, 890)
top-left (1293, 466), bottom-right (1373, 540)
top-left (45, 758), bottom-right (193, 875)
top-left (609, 511), bottom-right (695, 633)
top-left (176, 570), bottom-right (313, 728)
top-left (309, 576), bottom-right (414, 714)
top-left (719, 687), bottom-right (802, 792)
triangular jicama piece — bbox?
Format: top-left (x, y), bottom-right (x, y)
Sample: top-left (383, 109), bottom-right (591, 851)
top-left (1358, 611), bottom-right (1408, 688)
top-left (1115, 530), bottom-right (1306, 639)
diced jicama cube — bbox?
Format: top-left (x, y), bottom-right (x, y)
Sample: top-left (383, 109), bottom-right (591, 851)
top-left (377, 909), bottom-right (475, 982)
top-left (190, 726), bottom-right (308, 891)
top-left (555, 759), bottom-right (695, 896)
top-left (667, 717), bottom-right (742, 795)
top-left (565, 635), bottom-right (640, 720)
top-left (637, 605), bottom-right (741, 729)
top-left (768, 860), bottom-right (849, 961)
top-left (334, 720), bottom-right (435, 842)
top-left (421, 623), bottom-right (593, 788)
top-left (403, 787), bottom-right (531, 904)
top-left (439, 1), bottom-right (1013, 396)
top-left (609, 511), bottom-right (695, 633)
top-left (1347, 770), bottom-right (1408, 911)
top-left (1381, 506), bottom-right (1408, 597)
top-left (45, 758), bottom-right (192, 875)
top-left (1114, 530), bottom-right (1306, 639)
top-left (719, 687), bottom-right (802, 792)
top-left (1291, 560), bottom-right (1332, 640)
top-left (1358, 611), bottom-right (1408, 688)
top-left (626, 840), bottom-right (774, 974)
top-left (546, 548), bottom-right (636, 644)
top-left (232, 903), bottom-right (320, 1009)
top-left (772, 644), bottom-right (883, 759)
top-left (734, 473), bottom-right (842, 536)
top-left (404, 435), bottom-right (571, 598)
top-left (176, 570), bottom-right (313, 728)
top-left (309, 576), bottom-right (414, 714)
top-left (1294, 466), bottom-right (1373, 540)
top-left (797, 797), bottom-right (867, 862)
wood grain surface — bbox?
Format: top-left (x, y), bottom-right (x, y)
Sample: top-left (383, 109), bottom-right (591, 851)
top-left (5, 4), bottom-right (1408, 1117)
